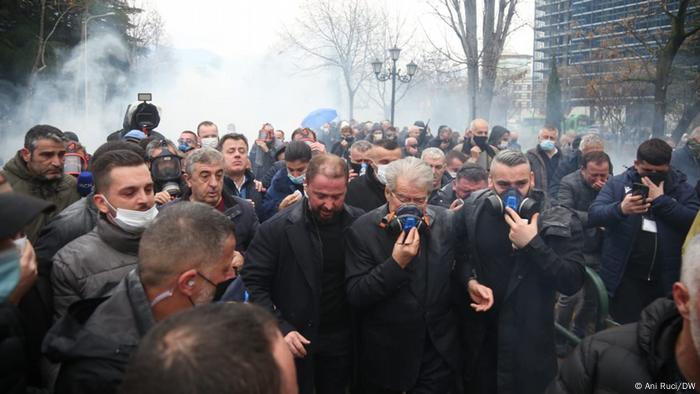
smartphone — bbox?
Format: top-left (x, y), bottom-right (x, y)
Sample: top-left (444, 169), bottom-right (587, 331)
top-left (632, 183), bottom-right (649, 200)
top-left (138, 92), bottom-right (152, 101)
top-left (402, 216), bottom-right (417, 233)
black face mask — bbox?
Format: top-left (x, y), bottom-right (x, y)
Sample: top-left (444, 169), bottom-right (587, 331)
top-left (343, 136), bottom-right (354, 143)
top-left (473, 136), bottom-right (488, 151)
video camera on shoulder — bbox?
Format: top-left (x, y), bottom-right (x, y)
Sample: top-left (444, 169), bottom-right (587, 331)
top-left (130, 93), bottom-right (160, 134)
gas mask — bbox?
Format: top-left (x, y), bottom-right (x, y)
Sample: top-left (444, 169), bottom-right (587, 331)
top-left (380, 203), bottom-right (431, 235)
top-left (151, 142), bottom-right (183, 197)
top-left (486, 188), bottom-right (540, 221)
top-left (63, 142), bottom-right (89, 176)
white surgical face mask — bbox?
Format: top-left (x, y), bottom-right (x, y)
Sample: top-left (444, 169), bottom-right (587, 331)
top-left (102, 196), bottom-right (158, 233)
top-left (376, 164), bottom-right (389, 185)
top-left (201, 137), bottom-right (219, 149)
top-left (498, 141), bottom-right (509, 150)
top-left (447, 171), bottom-right (457, 179)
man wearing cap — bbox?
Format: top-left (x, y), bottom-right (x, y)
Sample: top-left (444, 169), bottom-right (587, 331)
top-left (0, 192), bottom-right (54, 393)
top-left (3, 125), bottom-right (80, 242)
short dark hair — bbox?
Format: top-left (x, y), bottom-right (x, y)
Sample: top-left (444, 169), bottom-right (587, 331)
top-left (285, 140), bottom-right (312, 163)
top-left (91, 149), bottom-right (147, 193)
top-left (90, 141), bottom-right (146, 172)
top-left (488, 125), bottom-right (510, 146)
top-left (637, 138), bottom-right (672, 165)
top-left (218, 133), bottom-right (249, 151)
top-left (180, 130), bottom-right (197, 140)
top-left (118, 303), bottom-right (281, 394)
top-left (582, 151), bottom-right (611, 169)
top-left (445, 150), bottom-right (468, 164)
top-left (306, 153), bottom-right (348, 184)
top-left (139, 202), bottom-right (235, 288)
top-left (372, 139), bottom-right (400, 151)
top-left (456, 163), bottom-right (488, 183)
top-left (24, 125), bottom-right (64, 151)
top-left (196, 121), bottom-right (217, 135)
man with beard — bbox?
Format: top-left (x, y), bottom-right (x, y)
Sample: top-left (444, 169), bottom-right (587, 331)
top-left (454, 150), bottom-right (585, 394)
top-left (242, 154), bottom-right (364, 394)
top-left (548, 235), bottom-right (700, 393)
top-left (43, 202), bottom-right (237, 394)
top-left (589, 138), bottom-right (699, 324)
top-left (3, 125), bottom-right (79, 242)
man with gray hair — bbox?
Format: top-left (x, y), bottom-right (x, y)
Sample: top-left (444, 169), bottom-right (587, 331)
top-left (346, 157), bottom-right (490, 392)
top-left (43, 202), bottom-right (237, 394)
top-left (548, 234), bottom-right (700, 393)
top-left (454, 149), bottom-right (584, 394)
top-left (421, 147), bottom-right (452, 190)
top-left (672, 126), bottom-right (700, 188)
top-left (168, 147), bottom-right (258, 253)
top-left (3, 125), bottom-right (79, 241)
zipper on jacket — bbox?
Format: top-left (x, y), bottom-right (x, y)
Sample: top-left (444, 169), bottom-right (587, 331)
top-left (647, 234), bottom-right (658, 281)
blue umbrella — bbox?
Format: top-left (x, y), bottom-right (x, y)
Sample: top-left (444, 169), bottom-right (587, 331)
top-left (301, 108), bottom-right (338, 129)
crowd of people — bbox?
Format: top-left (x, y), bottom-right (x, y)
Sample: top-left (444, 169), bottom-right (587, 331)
top-left (2, 101), bottom-right (700, 394)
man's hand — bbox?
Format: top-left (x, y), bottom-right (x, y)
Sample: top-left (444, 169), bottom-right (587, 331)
top-left (9, 240), bottom-right (37, 305)
top-left (467, 279), bottom-right (494, 312)
top-left (154, 191), bottom-right (173, 205)
top-left (231, 251), bottom-right (244, 276)
top-left (309, 141), bottom-right (326, 153)
top-left (392, 227), bottom-right (420, 268)
top-left (592, 179), bottom-right (607, 191)
top-left (620, 193), bottom-right (650, 215)
top-left (469, 145), bottom-right (482, 161)
top-left (279, 192), bottom-right (302, 210)
top-left (253, 179), bottom-right (264, 193)
top-left (348, 170), bottom-right (358, 183)
top-left (641, 177), bottom-right (664, 202)
top-left (504, 208), bottom-right (539, 249)
top-left (284, 331), bottom-right (311, 358)
top-left (255, 139), bottom-right (269, 153)
top-left (449, 198), bottom-right (464, 211)
top-left (340, 139), bottom-right (349, 147)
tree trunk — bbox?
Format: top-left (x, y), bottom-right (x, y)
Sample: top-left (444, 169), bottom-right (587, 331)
top-left (671, 97), bottom-right (700, 143)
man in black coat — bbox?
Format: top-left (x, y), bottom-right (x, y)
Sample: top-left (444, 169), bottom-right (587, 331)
top-left (218, 133), bottom-right (264, 218)
top-left (242, 154), bottom-right (364, 394)
top-left (454, 150), bottom-right (585, 394)
top-left (345, 139), bottom-right (402, 212)
top-left (345, 157), bottom-right (487, 393)
top-left (42, 203), bottom-right (237, 394)
top-left (548, 234), bottom-right (700, 393)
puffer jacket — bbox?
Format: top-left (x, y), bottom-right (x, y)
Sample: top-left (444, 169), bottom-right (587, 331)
top-left (43, 270), bottom-right (155, 394)
top-left (3, 153), bottom-right (78, 242)
top-left (547, 298), bottom-right (687, 394)
top-left (51, 216), bottom-right (140, 321)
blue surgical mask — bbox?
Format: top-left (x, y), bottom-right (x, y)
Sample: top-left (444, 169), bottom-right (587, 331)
top-left (288, 173), bottom-right (306, 185)
top-left (0, 247), bottom-right (21, 303)
top-left (539, 140), bottom-right (556, 152)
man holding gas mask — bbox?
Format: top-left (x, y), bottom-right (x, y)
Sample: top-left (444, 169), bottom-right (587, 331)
top-left (345, 157), bottom-right (488, 393)
top-left (589, 138), bottom-right (699, 324)
top-left (454, 150), bottom-right (585, 394)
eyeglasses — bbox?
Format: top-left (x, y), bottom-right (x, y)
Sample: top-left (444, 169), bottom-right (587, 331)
top-left (391, 191), bottom-right (427, 205)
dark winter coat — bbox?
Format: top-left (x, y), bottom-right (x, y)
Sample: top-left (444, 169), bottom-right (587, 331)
top-left (588, 167), bottom-right (699, 295)
top-left (345, 171), bottom-right (385, 213)
top-left (345, 204), bottom-right (461, 391)
top-left (557, 171), bottom-right (603, 254)
top-left (260, 167), bottom-right (304, 222)
top-left (260, 160), bottom-right (286, 189)
top-left (671, 144), bottom-right (700, 188)
top-left (43, 270), bottom-right (155, 394)
top-left (429, 182), bottom-right (457, 208)
top-left (455, 190), bottom-right (585, 394)
top-left (3, 153), bottom-right (78, 242)
top-left (526, 146), bottom-right (561, 197)
top-left (547, 298), bottom-right (687, 394)
top-left (249, 142), bottom-right (278, 180)
top-left (223, 169), bottom-right (264, 219)
top-left (241, 200), bottom-right (364, 394)
top-left (0, 303), bottom-right (30, 394)
top-left (51, 216), bottom-right (141, 321)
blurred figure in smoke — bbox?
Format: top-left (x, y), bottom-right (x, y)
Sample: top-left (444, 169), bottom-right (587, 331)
top-left (250, 123), bottom-right (281, 179)
top-left (428, 125), bottom-right (456, 153)
top-left (548, 235), bottom-right (700, 393)
top-left (507, 130), bottom-right (522, 152)
top-left (672, 126), bottom-right (700, 188)
top-left (402, 137), bottom-right (420, 158)
top-left (330, 124), bottom-right (354, 160)
top-left (3, 125), bottom-right (77, 242)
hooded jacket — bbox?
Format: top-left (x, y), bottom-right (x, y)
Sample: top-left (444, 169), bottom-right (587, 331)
top-left (51, 215), bottom-right (141, 321)
top-left (3, 153), bottom-right (78, 242)
top-left (588, 167), bottom-right (699, 295)
top-left (547, 298), bottom-right (688, 394)
top-left (43, 270), bottom-right (155, 394)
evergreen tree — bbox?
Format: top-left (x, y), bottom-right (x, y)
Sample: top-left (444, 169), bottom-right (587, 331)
top-left (546, 57), bottom-right (563, 130)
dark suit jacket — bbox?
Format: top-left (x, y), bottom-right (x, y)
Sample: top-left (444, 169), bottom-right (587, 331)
top-left (241, 200), bottom-right (364, 394)
top-left (345, 204), bottom-right (461, 391)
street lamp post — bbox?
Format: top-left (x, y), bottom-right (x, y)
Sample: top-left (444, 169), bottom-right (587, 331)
top-left (371, 47), bottom-right (417, 126)
top-left (83, 12), bottom-right (116, 129)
